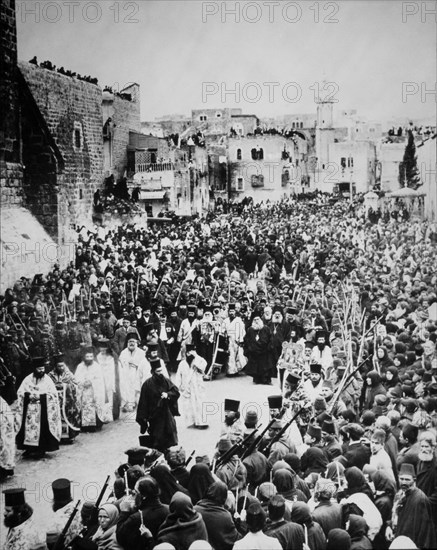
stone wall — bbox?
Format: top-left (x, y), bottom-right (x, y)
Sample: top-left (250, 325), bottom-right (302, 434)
top-left (0, 0), bottom-right (23, 207)
top-left (18, 61), bottom-right (104, 231)
top-left (112, 85), bottom-right (141, 178)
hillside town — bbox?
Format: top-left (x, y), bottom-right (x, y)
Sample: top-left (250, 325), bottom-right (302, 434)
top-left (1, 1), bottom-right (437, 550)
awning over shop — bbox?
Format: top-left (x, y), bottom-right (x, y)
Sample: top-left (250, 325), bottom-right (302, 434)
top-left (140, 191), bottom-right (165, 200)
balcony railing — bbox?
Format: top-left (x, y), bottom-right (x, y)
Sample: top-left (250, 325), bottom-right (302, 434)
top-left (136, 162), bottom-right (174, 173)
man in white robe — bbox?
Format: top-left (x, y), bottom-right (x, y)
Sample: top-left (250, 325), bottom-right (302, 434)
top-left (75, 348), bottom-right (106, 430)
top-left (224, 303), bottom-right (246, 376)
top-left (175, 344), bottom-right (208, 428)
top-left (119, 333), bottom-right (149, 412)
top-left (96, 339), bottom-right (119, 423)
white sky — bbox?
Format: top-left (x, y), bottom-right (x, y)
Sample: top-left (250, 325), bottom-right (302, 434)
top-left (16, 0), bottom-right (436, 123)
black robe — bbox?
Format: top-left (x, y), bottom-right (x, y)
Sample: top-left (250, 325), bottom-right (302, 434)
top-left (244, 326), bottom-right (272, 383)
top-left (136, 373), bottom-right (180, 451)
top-left (396, 486), bottom-right (436, 549)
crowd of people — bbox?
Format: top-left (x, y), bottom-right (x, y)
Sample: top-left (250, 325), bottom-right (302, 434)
top-left (1, 193), bottom-right (437, 550)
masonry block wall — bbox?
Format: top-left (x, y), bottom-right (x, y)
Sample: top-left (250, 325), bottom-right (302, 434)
top-left (112, 84), bottom-right (141, 178)
top-left (19, 61), bottom-right (104, 232)
top-left (0, 0), bottom-right (23, 207)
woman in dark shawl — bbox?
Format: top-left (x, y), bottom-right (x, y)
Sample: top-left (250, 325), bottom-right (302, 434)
top-left (342, 467), bottom-right (375, 502)
top-left (383, 366), bottom-right (400, 391)
top-left (364, 371), bottom-right (386, 409)
top-left (374, 346), bottom-right (394, 376)
top-left (327, 528), bottom-right (351, 550)
top-left (301, 447), bottom-right (329, 478)
top-left (371, 469), bottom-right (396, 550)
top-left (324, 461), bottom-right (346, 490)
top-left (347, 514), bottom-right (372, 550)
top-left (290, 501), bottom-right (327, 550)
top-left (187, 463), bottom-right (215, 505)
top-left (194, 480), bottom-right (240, 550)
top-left (157, 491), bottom-right (208, 550)
top-left (150, 464), bottom-right (189, 505)
top-left (272, 469), bottom-right (308, 503)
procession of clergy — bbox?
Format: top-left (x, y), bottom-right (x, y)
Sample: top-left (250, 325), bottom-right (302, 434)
top-left (1, 193), bottom-right (437, 550)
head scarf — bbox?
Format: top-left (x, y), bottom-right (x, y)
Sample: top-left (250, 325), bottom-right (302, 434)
top-left (272, 469), bottom-right (297, 500)
top-left (204, 480), bottom-right (227, 506)
top-left (324, 461), bottom-right (345, 485)
top-left (372, 470), bottom-right (397, 499)
top-left (159, 491), bottom-right (200, 534)
top-left (187, 463), bottom-right (215, 505)
top-left (327, 528), bottom-right (351, 550)
top-left (151, 464), bottom-right (187, 505)
top-left (345, 467), bottom-right (374, 500)
top-left (92, 503), bottom-right (120, 550)
top-left (347, 514), bottom-right (368, 541)
top-left (289, 501), bottom-right (313, 527)
top-left (301, 447), bottom-right (329, 476)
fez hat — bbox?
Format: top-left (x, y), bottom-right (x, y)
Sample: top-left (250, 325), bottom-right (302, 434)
top-left (268, 395), bottom-right (283, 410)
top-left (245, 410), bottom-right (258, 427)
top-left (270, 419), bottom-right (283, 430)
top-left (126, 332), bottom-right (140, 341)
top-left (228, 303), bottom-right (236, 311)
top-left (322, 417), bottom-right (336, 435)
top-left (144, 323), bottom-right (156, 334)
top-left (52, 479), bottom-right (72, 502)
top-left (399, 462), bottom-right (416, 477)
top-left (224, 399), bottom-right (240, 412)
top-left (185, 343), bottom-right (196, 354)
top-left (307, 423), bottom-right (322, 440)
top-left (3, 488), bottom-right (26, 507)
top-left (217, 438), bottom-right (232, 452)
top-left (187, 305), bottom-right (197, 313)
top-left (310, 363), bottom-right (322, 375)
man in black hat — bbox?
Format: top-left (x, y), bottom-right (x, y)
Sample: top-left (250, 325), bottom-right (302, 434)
top-left (310, 329), bottom-right (333, 372)
top-left (16, 357), bottom-right (61, 457)
top-left (51, 478), bottom-right (83, 546)
top-left (220, 399), bottom-right (244, 444)
top-left (302, 363), bottom-right (324, 403)
top-left (48, 353), bottom-right (81, 443)
top-left (3, 488), bottom-right (46, 549)
top-left (136, 358), bottom-right (180, 451)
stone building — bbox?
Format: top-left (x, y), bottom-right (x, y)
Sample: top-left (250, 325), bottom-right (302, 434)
top-left (0, 0), bottom-right (140, 291)
top-left (227, 134), bottom-right (308, 202)
top-left (129, 133), bottom-right (209, 217)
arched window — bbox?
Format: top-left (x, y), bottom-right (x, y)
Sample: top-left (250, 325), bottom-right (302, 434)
top-left (237, 148), bottom-right (242, 160)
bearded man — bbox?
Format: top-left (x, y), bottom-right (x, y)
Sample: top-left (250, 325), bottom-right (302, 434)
top-left (136, 358), bottom-right (180, 451)
top-left (3, 488), bottom-right (46, 550)
top-left (243, 315), bottom-right (272, 385)
top-left (16, 357), bottom-right (61, 457)
top-left (74, 347), bottom-right (106, 431)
